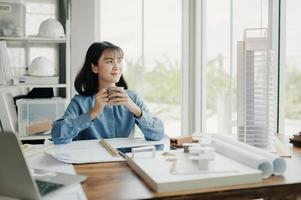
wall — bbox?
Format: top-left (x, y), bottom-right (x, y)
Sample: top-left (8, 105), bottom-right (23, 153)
top-left (70, 0), bottom-right (99, 96)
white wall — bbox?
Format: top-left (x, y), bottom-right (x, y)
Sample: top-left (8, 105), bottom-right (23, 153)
top-left (70, 0), bottom-right (98, 96)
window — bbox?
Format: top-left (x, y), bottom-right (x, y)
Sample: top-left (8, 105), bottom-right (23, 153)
top-left (283, 0), bottom-right (301, 135)
top-left (99, 0), bottom-right (182, 137)
top-left (98, 0), bottom-right (286, 139)
top-left (204, 0), bottom-right (231, 134)
top-left (204, 0), bottom-right (269, 134)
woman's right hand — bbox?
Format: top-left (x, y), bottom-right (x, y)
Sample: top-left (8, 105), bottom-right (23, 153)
top-left (89, 89), bottom-right (109, 120)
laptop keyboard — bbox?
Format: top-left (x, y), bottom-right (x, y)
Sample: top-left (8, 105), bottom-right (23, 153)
top-left (35, 179), bottom-right (64, 196)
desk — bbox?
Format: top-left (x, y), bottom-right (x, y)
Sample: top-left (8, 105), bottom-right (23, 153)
top-left (75, 136), bottom-right (301, 200)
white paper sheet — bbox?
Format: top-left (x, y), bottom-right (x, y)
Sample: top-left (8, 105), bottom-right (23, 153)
top-left (46, 137), bottom-right (169, 164)
top-left (211, 134), bottom-right (286, 177)
top-left (212, 138), bottom-right (272, 178)
top-left (46, 139), bottom-right (124, 164)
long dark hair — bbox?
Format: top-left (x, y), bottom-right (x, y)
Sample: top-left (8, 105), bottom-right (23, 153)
top-left (74, 41), bottom-right (128, 96)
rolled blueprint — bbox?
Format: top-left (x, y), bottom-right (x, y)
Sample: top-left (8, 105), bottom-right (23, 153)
top-left (212, 134), bottom-right (286, 176)
top-left (212, 138), bottom-right (273, 178)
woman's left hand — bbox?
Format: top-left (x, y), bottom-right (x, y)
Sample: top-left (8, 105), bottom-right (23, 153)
top-left (109, 90), bottom-right (142, 118)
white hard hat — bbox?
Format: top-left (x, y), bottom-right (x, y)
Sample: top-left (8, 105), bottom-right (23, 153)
top-left (38, 18), bottom-right (65, 38)
top-left (27, 57), bottom-right (56, 76)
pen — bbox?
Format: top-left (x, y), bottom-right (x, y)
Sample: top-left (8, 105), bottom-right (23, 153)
top-left (99, 139), bottom-right (119, 157)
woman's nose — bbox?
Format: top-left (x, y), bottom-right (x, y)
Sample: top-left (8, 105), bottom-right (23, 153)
top-left (112, 62), bottom-right (120, 70)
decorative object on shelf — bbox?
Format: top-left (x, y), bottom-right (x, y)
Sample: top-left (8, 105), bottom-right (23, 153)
top-left (237, 28), bottom-right (276, 149)
top-left (15, 56), bottom-right (59, 84)
top-left (27, 56), bottom-right (56, 76)
top-left (16, 98), bottom-right (65, 137)
top-left (0, 40), bottom-right (13, 85)
top-left (0, 0), bottom-right (26, 37)
top-left (38, 18), bottom-right (65, 38)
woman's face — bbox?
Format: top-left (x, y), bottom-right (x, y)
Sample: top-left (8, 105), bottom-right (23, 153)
top-left (92, 49), bottom-right (123, 84)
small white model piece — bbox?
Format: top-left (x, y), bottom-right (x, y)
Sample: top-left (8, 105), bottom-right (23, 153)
top-left (194, 134), bottom-right (213, 146)
top-left (132, 145), bottom-right (156, 158)
top-left (183, 143), bottom-right (199, 153)
top-left (188, 146), bottom-right (215, 170)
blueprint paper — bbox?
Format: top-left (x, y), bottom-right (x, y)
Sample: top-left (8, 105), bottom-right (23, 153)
top-left (211, 134), bottom-right (286, 177)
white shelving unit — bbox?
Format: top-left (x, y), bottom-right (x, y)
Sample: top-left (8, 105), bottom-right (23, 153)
top-left (0, 0), bottom-right (71, 141)
top-left (0, 36), bottom-right (66, 43)
top-left (0, 84), bottom-right (67, 89)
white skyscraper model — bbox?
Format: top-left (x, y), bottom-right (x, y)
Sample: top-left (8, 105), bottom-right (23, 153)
top-left (237, 28), bottom-right (276, 149)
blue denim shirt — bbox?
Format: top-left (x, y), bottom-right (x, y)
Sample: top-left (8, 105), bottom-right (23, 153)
top-left (51, 90), bottom-right (165, 144)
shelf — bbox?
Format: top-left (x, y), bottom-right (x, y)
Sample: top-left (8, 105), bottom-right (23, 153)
top-left (0, 84), bottom-right (67, 89)
top-left (19, 135), bottom-right (51, 141)
top-left (0, 0), bottom-right (71, 142)
top-left (0, 36), bottom-right (66, 43)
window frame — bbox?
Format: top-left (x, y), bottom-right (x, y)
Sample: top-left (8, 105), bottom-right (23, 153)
top-left (93, 0), bottom-right (285, 136)
top-left (276, 0), bottom-right (287, 134)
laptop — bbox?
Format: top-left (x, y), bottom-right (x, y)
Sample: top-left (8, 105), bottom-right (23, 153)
top-left (0, 131), bottom-right (86, 200)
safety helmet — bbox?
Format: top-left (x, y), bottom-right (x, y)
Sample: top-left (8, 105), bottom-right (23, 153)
top-left (38, 18), bottom-right (65, 38)
top-left (27, 57), bottom-right (56, 76)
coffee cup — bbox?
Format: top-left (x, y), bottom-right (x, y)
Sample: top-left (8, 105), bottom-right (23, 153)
top-left (106, 87), bottom-right (124, 102)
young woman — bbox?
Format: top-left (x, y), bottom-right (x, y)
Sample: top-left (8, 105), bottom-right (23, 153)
top-left (51, 42), bottom-right (164, 144)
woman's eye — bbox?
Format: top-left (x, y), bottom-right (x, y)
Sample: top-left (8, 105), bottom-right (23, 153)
top-left (106, 60), bottom-right (113, 64)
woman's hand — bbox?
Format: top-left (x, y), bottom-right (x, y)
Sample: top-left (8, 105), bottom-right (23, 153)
top-left (89, 89), bottom-right (109, 120)
top-left (109, 90), bottom-right (142, 118)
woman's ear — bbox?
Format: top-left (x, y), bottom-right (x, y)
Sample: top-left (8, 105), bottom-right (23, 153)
top-left (91, 63), bottom-right (98, 74)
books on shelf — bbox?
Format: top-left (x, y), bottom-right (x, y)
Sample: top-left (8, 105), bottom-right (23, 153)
top-left (0, 40), bottom-right (13, 85)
